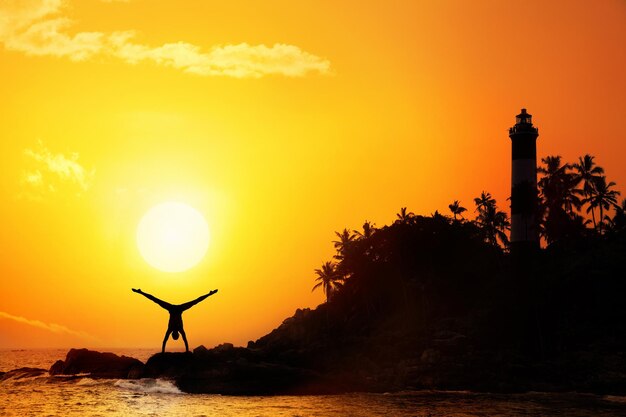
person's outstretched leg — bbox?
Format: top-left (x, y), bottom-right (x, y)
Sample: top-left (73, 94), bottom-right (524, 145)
top-left (180, 329), bottom-right (189, 352)
top-left (162, 329), bottom-right (172, 353)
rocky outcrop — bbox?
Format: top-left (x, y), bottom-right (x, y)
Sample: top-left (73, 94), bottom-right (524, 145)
top-left (49, 348), bottom-right (143, 379)
top-left (37, 344), bottom-right (355, 394)
top-left (140, 345), bottom-right (325, 395)
top-left (4, 336), bottom-right (617, 395)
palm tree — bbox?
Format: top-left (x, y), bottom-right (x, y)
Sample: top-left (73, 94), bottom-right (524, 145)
top-left (537, 156), bottom-right (583, 243)
top-left (312, 261), bottom-right (342, 303)
top-left (572, 213), bottom-right (593, 230)
top-left (333, 228), bottom-right (357, 260)
top-left (605, 199), bottom-right (626, 232)
top-left (395, 207), bottom-right (414, 224)
top-left (473, 192), bottom-right (495, 213)
top-left (585, 176), bottom-right (621, 233)
top-left (475, 203), bottom-right (510, 247)
top-left (603, 214), bottom-right (616, 231)
top-left (354, 221), bottom-right (376, 239)
top-left (473, 192), bottom-right (509, 247)
top-left (448, 200), bottom-right (467, 221)
top-left (538, 156), bottom-right (581, 215)
top-left (572, 154), bottom-right (604, 228)
top-left (538, 155), bottom-right (568, 179)
top-left (430, 210), bottom-right (444, 219)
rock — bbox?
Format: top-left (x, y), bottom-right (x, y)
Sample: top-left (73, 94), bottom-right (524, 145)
top-left (127, 364), bottom-right (144, 379)
top-left (192, 343), bottom-right (253, 363)
top-left (49, 360), bottom-right (64, 375)
top-left (143, 352), bottom-right (195, 378)
top-left (433, 330), bottom-right (467, 342)
top-left (193, 345), bottom-right (209, 355)
top-left (175, 361), bottom-right (321, 395)
top-left (49, 348), bottom-right (143, 379)
top-left (139, 349), bottom-right (326, 394)
top-left (1, 367), bottom-right (47, 381)
top-left (420, 348), bottom-right (441, 364)
top-left (213, 343), bottom-right (234, 353)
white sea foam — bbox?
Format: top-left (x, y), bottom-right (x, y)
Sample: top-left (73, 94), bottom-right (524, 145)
top-left (604, 395), bottom-right (626, 403)
top-left (114, 378), bottom-right (183, 395)
top-left (76, 377), bottom-right (109, 386)
top-left (54, 373), bottom-right (92, 378)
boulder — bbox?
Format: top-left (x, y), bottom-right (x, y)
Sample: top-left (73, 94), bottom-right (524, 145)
top-left (139, 349), bottom-right (325, 394)
top-left (48, 348), bottom-right (143, 379)
top-left (213, 342), bottom-right (234, 353)
top-left (193, 345), bottom-right (209, 355)
top-left (0, 367), bottom-right (47, 381)
top-left (49, 360), bottom-right (64, 375)
top-left (142, 352), bottom-right (195, 378)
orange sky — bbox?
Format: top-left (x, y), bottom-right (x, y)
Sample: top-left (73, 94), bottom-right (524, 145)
top-left (1, 0), bottom-right (625, 349)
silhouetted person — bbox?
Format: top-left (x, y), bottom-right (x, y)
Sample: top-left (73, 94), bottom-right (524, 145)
top-left (132, 288), bottom-right (218, 353)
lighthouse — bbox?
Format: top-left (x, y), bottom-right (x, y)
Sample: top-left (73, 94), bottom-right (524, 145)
top-left (509, 108), bottom-right (539, 253)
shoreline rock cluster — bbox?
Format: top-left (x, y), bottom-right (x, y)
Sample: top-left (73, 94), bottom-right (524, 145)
top-left (45, 347), bottom-right (339, 395)
top-left (38, 339), bottom-right (626, 396)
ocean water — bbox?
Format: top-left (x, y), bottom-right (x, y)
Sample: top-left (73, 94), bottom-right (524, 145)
top-left (1, 349), bottom-right (626, 416)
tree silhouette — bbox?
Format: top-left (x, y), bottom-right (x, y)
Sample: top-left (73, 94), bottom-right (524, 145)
top-left (312, 261), bottom-right (342, 303)
top-left (309, 209), bottom-right (507, 334)
top-left (585, 176), bottom-right (621, 233)
top-left (538, 156), bottom-right (581, 215)
top-left (395, 207), bottom-right (415, 225)
top-left (354, 221), bottom-right (376, 239)
top-left (538, 156), bottom-right (582, 243)
top-left (473, 192), bottom-right (495, 213)
top-left (333, 228), bottom-right (357, 261)
top-left (448, 200), bottom-right (467, 221)
top-left (431, 210), bottom-right (446, 219)
top-left (474, 199), bottom-right (510, 247)
top-left (604, 199), bottom-right (626, 232)
top-left (572, 154), bottom-right (604, 228)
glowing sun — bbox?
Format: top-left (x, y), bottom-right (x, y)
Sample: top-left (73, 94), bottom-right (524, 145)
top-left (137, 202), bottom-right (210, 273)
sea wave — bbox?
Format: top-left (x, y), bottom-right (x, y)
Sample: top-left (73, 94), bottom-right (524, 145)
top-left (604, 395), bottom-right (626, 403)
top-left (76, 377), bottom-right (111, 386)
top-left (114, 378), bottom-right (183, 395)
top-left (2, 371), bottom-right (183, 396)
top-left (382, 389), bottom-right (476, 396)
top-left (54, 373), bottom-right (92, 378)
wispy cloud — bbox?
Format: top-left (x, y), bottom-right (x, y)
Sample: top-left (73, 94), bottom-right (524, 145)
top-left (5, 17), bottom-right (105, 61)
top-left (0, 0), bottom-right (63, 38)
top-left (0, 310), bottom-right (98, 341)
top-left (21, 140), bottom-right (95, 199)
top-left (0, 0), bottom-right (332, 78)
top-left (112, 37), bottom-right (331, 78)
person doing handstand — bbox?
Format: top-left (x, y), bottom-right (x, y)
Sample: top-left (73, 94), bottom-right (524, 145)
top-left (132, 288), bottom-right (218, 353)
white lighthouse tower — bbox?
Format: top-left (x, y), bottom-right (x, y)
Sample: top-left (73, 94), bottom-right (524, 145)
top-left (509, 108), bottom-right (539, 253)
